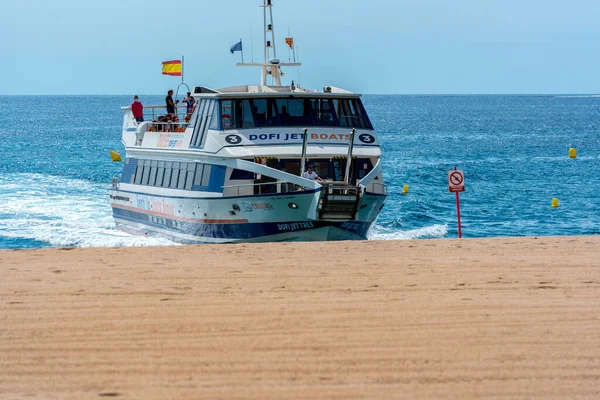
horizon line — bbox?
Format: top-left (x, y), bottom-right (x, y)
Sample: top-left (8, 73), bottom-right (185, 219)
top-left (1, 93), bottom-right (599, 97)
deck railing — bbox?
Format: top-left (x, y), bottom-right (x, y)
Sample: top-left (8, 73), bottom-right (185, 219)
top-left (222, 181), bottom-right (306, 197)
top-left (123, 105), bottom-right (192, 126)
top-left (139, 105), bottom-right (191, 123)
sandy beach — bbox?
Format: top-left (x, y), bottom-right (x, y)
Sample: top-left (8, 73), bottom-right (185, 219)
top-left (1, 236), bottom-right (600, 399)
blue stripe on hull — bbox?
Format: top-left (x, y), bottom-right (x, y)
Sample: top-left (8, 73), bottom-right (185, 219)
top-left (112, 207), bottom-right (372, 242)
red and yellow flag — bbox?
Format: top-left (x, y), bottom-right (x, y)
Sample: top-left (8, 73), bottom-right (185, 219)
top-left (285, 37), bottom-right (293, 49)
top-left (162, 60), bottom-right (182, 76)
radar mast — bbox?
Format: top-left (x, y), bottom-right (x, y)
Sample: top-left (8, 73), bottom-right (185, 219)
top-left (236, 0), bottom-right (301, 86)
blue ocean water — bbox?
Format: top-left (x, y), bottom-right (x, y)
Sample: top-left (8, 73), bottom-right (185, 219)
top-left (0, 95), bottom-right (598, 249)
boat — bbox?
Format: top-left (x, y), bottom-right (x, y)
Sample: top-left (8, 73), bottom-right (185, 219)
top-left (109, 0), bottom-right (388, 244)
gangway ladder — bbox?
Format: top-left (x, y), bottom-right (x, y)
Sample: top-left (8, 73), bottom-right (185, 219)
top-left (317, 129), bottom-right (362, 220)
top-left (318, 183), bottom-right (361, 220)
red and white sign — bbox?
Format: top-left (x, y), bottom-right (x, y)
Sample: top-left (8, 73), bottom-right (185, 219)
top-left (448, 170), bottom-right (465, 192)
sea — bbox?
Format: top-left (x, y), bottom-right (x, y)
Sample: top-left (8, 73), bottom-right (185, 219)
top-left (0, 95), bottom-right (598, 249)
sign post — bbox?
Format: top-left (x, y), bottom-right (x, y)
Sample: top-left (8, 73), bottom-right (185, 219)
top-left (447, 167), bottom-right (465, 238)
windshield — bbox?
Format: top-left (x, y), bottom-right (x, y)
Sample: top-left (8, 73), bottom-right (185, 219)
top-left (220, 97), bottom-right (373, 130)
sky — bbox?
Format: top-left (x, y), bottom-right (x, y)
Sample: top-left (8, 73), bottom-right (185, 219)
top-left (1, 0), bottom-right (600, 95)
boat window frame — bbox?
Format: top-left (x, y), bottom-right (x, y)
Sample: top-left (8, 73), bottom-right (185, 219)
top-left (177, 165), bottom-right (187, 190)
top-left (193, 164), bottom-right (204, 187)
top-left (190, 98), bottom-right (217, 148)
top-left (201, 165), bottom-right (212, 187)
top-left (218, 96), bottom-right (372, 130)
top-left (168, 162), bottom-right (180, 189)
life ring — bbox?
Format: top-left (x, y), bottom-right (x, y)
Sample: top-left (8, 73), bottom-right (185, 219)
top-left (222, 114), bottom-right (232, 129)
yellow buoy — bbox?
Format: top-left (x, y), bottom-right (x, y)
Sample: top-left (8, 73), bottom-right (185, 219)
top-left (569, 148), bottom-right (577, 158)
top-left (110, 150), bottom-right (122, 162)
top-left (551, 198), bottom-right (559, 208)
top-left (402, 184), bottom-right (409, 194)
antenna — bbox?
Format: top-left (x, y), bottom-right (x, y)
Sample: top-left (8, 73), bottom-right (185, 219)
top-left (287, 26), bottom-right (291, 63)
top-left (296, 46), bottom-right (301, 87)
top-left (250, 21), bottom-right (255, 63)
top-left (236, 0), bottom-right (301, 87)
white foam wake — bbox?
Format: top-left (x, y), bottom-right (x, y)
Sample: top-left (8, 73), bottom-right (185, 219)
top-left (0, 173), bottom-right (177, 248)
top-left (367, 223), bottom-right (448, 241)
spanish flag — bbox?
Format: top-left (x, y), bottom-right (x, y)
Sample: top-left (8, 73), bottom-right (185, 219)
top-left (162, 60), bottom-right (182, 76)
top-left (285, 37), bottom-right (294, 49)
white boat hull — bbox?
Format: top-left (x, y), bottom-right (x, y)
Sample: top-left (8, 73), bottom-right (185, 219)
top-left (109, 188), bottom-right (386, 244)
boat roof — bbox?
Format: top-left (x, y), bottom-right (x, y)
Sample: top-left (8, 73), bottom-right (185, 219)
top-left (193, 85), bottom-right (361, 99)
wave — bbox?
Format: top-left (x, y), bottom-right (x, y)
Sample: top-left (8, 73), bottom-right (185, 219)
top-left (368, 223), bottom-right (448, 241)
top-left (0, 173), bottom-right (177, 248)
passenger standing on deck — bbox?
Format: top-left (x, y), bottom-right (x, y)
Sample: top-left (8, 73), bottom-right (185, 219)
top-left (166, 90), bottom-right (178, 114)
top-left (131, 95), bottom-right (144, 122)
top-left (302, 166), bottom-right (323, 181)
top-left (182, 92), bottom-right (195, 117)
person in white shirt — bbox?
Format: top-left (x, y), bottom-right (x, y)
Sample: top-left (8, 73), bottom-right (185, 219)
top-left (302, 166), bottom-right (323, 181)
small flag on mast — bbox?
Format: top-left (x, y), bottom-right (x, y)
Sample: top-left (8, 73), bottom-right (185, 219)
top-left (285, 37), bottom-right (294, 49)
top-left (230, 40), bottom-right (243, 54)
top-left (162, 60), bottom-right (182, 76)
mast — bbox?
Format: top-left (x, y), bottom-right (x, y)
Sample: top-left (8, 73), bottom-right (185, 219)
top-left (236, 0), bottom-right (300, 87)
top-left (264, 0), bottom-right (278, 85)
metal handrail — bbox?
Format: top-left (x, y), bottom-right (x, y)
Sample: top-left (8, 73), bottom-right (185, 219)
top-left (145, 121), bottom-right (189, 132)
top-left (222, 181), bottom-right (304, 196)
top-left (122, 105), bottom-right (192, 125)
top-left (222, 182), bottom-right (288, 189)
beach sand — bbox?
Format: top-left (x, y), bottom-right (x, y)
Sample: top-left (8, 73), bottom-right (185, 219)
top-left (1, 236), bottom-right (600, 399)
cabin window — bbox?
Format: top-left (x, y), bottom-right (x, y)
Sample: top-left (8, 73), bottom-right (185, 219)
top-left (218, 97), bottom-right (372, 130)
top-left (177, 165), bottom-right (187, 190)
top-left (337, 99), bottom-right (369, 129)
top-left (208, 101), bottom-right (219, 130)
top-left (194, 164), bottom-right (204, 187)
top-left (312, 99), bottom-right (337, 126)
top-left (134, 163), bottom-right (143, 185)
top-left (275, 98), bottom-right (312, 126)
top-left (163, 162), bottom-right (173, 187)
top-left (141, 161), bottom-right (151, 185)
top-left (149, 160), bottom-right (158, 186)
top-left (221, 100), bottom-right (235, 130)
top-left (230, 168), bottom-right (254, 180)
top-left (252, 98), bottom-right (279, 127)
top-left (201, 165), bottom-right (212, 186)
top-left (156, 161), bottom-right (165, 187)
top-left (241, 100), bottom-right (256, 128)
top-left (126, 159), bottom-right (228, 191)
top-left (168, 162), bottom-right (180, 189)
top-left (185, 163), bottom-right (195, 190)
top-left (190, 99), bottom-right (217, 148)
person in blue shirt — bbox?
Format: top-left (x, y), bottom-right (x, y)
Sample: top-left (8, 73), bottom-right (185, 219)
top-left (182, 92), bottom-right (195, 117)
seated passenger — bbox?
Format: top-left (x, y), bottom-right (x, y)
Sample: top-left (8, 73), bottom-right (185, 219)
top-left (166, 114), bottom-right (179, 132)
top-left (181, 114), bottom-right (191, 129)
top-left (156, 116), bottom-right (167, 132)
top-left (302, 166), bottom-right (323, 182)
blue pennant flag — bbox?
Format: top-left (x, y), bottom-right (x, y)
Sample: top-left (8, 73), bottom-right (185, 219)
top-left (230, 40), bottom-right (243, 54)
